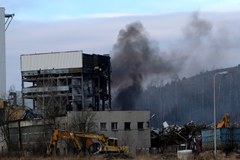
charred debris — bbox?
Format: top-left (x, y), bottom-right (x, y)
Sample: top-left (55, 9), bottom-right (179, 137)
top-left (151, 121), bottom-right (206, 154)
top-left (151, 115), bottom-right (240, 155)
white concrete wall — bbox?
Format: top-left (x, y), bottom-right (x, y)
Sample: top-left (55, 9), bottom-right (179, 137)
top-left (8, 119), bottom-right (46, 128)
top-left (0, 8), bottom-right (6, 98)
top-left (67, 110), bottom-right (151, 155)
top-left (21, 51), bottom-right (83, 71)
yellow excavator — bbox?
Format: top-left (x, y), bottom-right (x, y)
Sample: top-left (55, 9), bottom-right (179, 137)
top-left (47, 129), bottom-right (129, 156)
top-left (217, 113), bottom-right (230, 128)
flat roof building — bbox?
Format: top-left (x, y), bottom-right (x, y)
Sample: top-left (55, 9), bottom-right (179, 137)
top-left (21, 51), bottom-right (111, 116)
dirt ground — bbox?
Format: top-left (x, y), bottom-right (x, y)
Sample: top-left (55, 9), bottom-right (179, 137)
top-left (1, 151), bottom-right (240, 160)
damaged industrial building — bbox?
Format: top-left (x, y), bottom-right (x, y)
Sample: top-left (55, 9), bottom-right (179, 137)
top-left (0, 7), bottom-right (151, 156)
top-left (21, 51), bottom-right (111, 114)
top-left (0, 50), bottom-right (151, 155)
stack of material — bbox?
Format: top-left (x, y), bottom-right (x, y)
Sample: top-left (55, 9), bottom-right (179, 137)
top-left (151, 121), bottom-right (206, 153)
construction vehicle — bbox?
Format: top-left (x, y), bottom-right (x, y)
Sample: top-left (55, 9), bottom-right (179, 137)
top-left (217, 113), bottom-right (230, 128)
top-left (47, 129), bottom-right (129, 156)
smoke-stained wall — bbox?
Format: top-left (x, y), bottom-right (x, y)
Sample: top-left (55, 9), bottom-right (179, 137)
top-left (0, 8), bottom-right (6, 98)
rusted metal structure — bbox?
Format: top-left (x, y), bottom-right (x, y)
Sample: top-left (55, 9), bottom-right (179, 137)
top-left (21, 51), bottom-right (111, 116)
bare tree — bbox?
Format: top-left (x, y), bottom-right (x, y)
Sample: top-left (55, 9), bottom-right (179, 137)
top-left (0, 86), bottom-right (22, 152)
top-left (0, 104), bottom-right (23, 152)
top-left (68, 110), bottom-right (97, 154)
top-left (69, 110), bottom-right (97, 133)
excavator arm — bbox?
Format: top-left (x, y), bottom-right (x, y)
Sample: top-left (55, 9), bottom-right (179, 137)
top-left (47, 129), bottom-right (59, 156)
top-left (75, 133), bottom-right (108, 144)
top-left (217, 113), bottom-right (230, 128)
top-left (47, 129), bottom-right (81, 156)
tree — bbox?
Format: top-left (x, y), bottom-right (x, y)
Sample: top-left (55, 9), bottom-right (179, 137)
top-left (0, 104), bottom-right (23, 152)
top-left (69, 110), bottom-right (97, 132)
top-left (0, 86), bottom-right (23, 152)
top-left (68, 110), bottom-right (97, 155)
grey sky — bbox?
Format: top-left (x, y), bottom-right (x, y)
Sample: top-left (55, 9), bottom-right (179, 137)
top-left (5, 11), bottom-right (240, 90)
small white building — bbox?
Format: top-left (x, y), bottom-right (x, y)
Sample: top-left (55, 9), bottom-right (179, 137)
top-left (66, 110), bottom-right (151, 155)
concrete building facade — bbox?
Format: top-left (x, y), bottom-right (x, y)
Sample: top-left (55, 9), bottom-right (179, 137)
top-left (67, 110), bottom-right (151, 154)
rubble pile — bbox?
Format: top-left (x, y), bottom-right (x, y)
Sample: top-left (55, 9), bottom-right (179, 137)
top-left (151, 121), bottom-right (207, 153)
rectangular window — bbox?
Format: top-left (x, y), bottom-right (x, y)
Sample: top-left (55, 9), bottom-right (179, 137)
top-left (138, 122), bottom-right (144, 130)
top-left (100, 122), bottom-right (107, 131)
top-left (124, 122), bottom-right (131, 130)
top-left (111, 122), bottom-right (118, 131)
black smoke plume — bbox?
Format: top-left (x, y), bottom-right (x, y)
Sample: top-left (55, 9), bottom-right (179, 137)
top-left (111, 22), bottom-right (176, 110)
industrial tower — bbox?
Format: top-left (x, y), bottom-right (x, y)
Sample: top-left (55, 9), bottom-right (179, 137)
top-left (0, 7), bottom-right (14, 98)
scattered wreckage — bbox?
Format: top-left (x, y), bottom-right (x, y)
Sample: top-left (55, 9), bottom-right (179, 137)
top-left (151, 121), bottom-right (206, 154)
top-left (151, 115), bottom-right (240, 155)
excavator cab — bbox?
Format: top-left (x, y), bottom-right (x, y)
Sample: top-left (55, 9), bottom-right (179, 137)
top-left (108, 137), bottom-right (118, 146)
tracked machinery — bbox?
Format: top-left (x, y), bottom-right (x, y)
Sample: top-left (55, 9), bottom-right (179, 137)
top-left (47, 129), bottom-right (129, 156)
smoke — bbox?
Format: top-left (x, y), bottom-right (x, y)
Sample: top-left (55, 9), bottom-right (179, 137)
top-left (111, 22), bottom-right (176, 110)
top-left (156, 12), bottom-right (240, 123)
top-left (178, 12), bottom-right (237, 77)
top-left (183, 12), bottom-right (212, 48)
top-left (111, 12), bottom-right (240, 111)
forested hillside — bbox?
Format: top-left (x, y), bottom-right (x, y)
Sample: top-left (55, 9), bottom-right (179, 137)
top-left (137, 65), bottom-right (240, 126)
